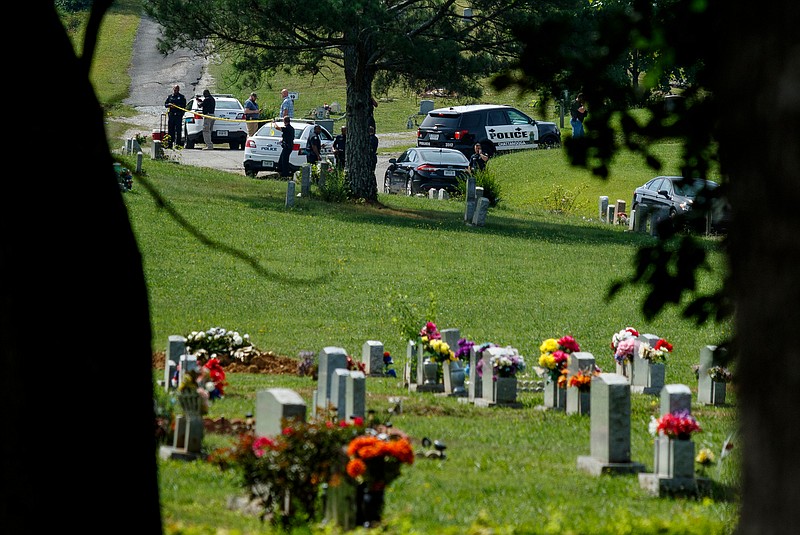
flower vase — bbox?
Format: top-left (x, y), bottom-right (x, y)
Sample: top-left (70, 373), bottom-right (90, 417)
top-left (615, 360), bottom-right (632, 382)
top-left (356, 484), bottom-right (385, 527)
top-left (494, 376), bottom-right (517, 403)
top-left (543, 377), bottom-right (566, 410)
top-left (450, 361), bottom-right (467, 396)
top-left (422, 360), bottom-right (440, 385)
top-left (711, 381), bottom-right (727, 405)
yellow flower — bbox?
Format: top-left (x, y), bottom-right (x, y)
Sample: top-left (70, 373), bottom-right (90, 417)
top-left (696, 448), bottom-right (716, 465)
top-left (540, 338), bottom-right (558, 353)
top-left (539, 353), bottom-right (556, 369)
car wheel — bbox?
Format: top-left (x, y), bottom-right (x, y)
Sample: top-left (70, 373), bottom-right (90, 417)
top-left (384, 173), bottom-right (392, 194)
top-left (406, 177), bottom-right (413, 196)
top-left (229, 141), bottom-right (240, 150)
top-left (478, 139), bottom-right (496, 158)
top-left (540, 134), bottom-right (561, 149)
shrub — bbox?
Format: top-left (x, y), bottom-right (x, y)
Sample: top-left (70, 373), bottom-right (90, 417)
top-left (458, 167), bottom-right (502, 206)
top-left (542, 183), bottom-right (589, 214)
top-left (315, 166), bottom-right (352, 203)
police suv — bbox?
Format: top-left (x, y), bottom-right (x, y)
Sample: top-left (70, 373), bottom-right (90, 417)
top-left (416, 104), bottom-right (561, 158)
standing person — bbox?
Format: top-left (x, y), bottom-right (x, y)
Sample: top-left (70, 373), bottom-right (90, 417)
top-left (279, 88), bottom-right (294, 118)
top-left (198, 89), bottom-right (216, 150)
top-left (570, 93), bottom-right (587, 139)
top-left (369, 125), bottom-right (379, 177)
top-left (469, 142), bottom-right (489, 173)
top-left (272, 115), bottom-right (296, 178)
top-left (306, 124), bottom-right (322, 165)
top-left (243, 92), bottom-right (260, 136)
top-left (164, 84), bottom-right (186, 149)
top-left (333, 125), bottom-right (347, 169)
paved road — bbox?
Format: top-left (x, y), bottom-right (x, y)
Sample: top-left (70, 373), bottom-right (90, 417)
top-left (122, 16), bottom-right (416, 187)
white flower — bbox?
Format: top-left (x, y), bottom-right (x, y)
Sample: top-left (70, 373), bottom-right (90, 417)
top-left (648, 416), bottom-right (658, 437)
top-left (232, 333), bottom-right (243, 346)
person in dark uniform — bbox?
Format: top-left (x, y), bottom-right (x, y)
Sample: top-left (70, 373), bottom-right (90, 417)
top-left (164, 84), bottom-right (186, 148)
top-left (306, 124), bottom-right (322, 164)
top-left (333, 125), bottom-right (346, 169)
top-left (469, 142), bottom-right (489, 173)
top-left (273, 115), bottom-right (296, 178)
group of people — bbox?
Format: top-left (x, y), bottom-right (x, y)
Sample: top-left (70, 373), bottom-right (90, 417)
top-left (163, 85), bottom-right (215, 149)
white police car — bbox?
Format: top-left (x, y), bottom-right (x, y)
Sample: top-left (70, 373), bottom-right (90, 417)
top-left (183, 94), bottom-right (249, 150)
top-left (243, 120), bottom-right (335, 177)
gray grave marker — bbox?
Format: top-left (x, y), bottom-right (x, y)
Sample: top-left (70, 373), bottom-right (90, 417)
top-left (577, 373), bottom-right (645, 475)
top-left (165, 335), bottom-right (186, 390)
top-left (599, 196), bottom-right (609, 221)
top-left (301, 166), bottom-right (311, 197)
top-left (472, 197), bottom-right (490, 226)
top-left (345, 371), bottom-right (366, 421)
top-left (316, 346), bottom-right (349, 410)
top-left (697, 345), bottom-right (728, 405)
top-left (631, 333), bottom-right (665, 395)
top-left (286, 180), bottom-right (296, 207)
top-left (566, 352), bottom-right (596, 415)
top-left (330, 369), bottom-right (351, 421)
top-left (255, 388), bottom-right (307, 438)
top-left (362, 340), bottom-right (384, 376)
top-left (438, 188), bottom-right (449, 200)
top-left (639, 383), bottom-right (708, 496)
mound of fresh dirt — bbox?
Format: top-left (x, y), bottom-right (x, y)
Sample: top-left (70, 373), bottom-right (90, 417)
top-left (151, 350), bottom-right (302, 375)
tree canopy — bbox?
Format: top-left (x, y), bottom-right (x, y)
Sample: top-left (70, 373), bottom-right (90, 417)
top-left (144, 0), bottom-right (576, 200)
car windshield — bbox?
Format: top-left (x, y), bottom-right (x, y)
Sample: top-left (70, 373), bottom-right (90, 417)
top-left (420, 150), bottom-right (468, 165)
top-left (674, 179), bottom-right (718, 197)
top-left (420, 114), bottom-right (460, 129)
top-left (215, 100), bottom-right (242, 110)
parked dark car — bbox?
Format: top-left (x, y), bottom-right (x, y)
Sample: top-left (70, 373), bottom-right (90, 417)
top-left (416, 104), bottom-right (561, 158)
top-left (632, 176), bottom-right (730, 232)
top-left (384, 147), bottom-right (470, 196)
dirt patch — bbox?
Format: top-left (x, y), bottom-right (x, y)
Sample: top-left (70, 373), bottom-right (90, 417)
top-left (152, 350), bottom-right (301, 375)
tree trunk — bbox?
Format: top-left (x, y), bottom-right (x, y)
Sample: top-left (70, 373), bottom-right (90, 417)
top-left (2, 3), bottom-right (162, 532)
top-left (343, 42), bottom-right (378, 201)
top-left (717, 4), bottom-right (800, 534)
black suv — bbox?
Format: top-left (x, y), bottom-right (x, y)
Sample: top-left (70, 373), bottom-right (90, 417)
top-left (416, 104), bottom-right (561, 158)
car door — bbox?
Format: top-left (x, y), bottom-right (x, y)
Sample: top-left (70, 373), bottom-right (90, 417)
top-left (484, 108), bottom-right (537, 152)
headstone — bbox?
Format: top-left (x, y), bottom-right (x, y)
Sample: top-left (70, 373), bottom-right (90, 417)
top-left (316, 347), bottom-right (349, 410)
top-left (362, 340), bottom-right (384, 376)
top-left (165, 335), bottom-right (186, 390)
top-left (136, 150), bottom-right (143, 173)
top-left (255, 388), bottom-right (307, 438)
top-left (345, 371), bottom-right (366, 421)
top-left (419, 100), bottom-right (434, 115)
top-left (472, 197), bottom-right (490, 226)
top-left (151, 139), bottom-right (163, 160)
top-left (697, 345), bottom-right (728, 405)
top-left (330, 369), bottom-right (351, 421)
top-left (651, 207), bottom-right (670, 237)
top-left (438, 188), bottom-right (449, 200)
top-left (442, 360), bottom-right (453, 395)
top-left (473, 349), bottom-right (496, 407)
top-left (178, 354), bottom-right (198, 390)
top-left (467, 346), bottom-right (482, 402)
top-left (160, 389), bottom-right (207, 461)
top-left (404, 339), bottom-right (416, 390)
top-left (634, 204), bottom-right (649, 232)
top-left (599, 196), bottom-right (609, 221)
top-left (628, 208), bottom-right (636, 230)
top-left (631, 333), bottom-right (665, 395)
top-left (606, 205), bottom-right (616, 225)
top-left (318, 165), bottom-right (327, 189)
top-left (301, 166), bottom-right (311, 197)
top-left (639, 384), bottom-right (708, 496)
top-left (465, 177), bottom-right (477, 222)
top-left (566, 352), bottom-right (596, 415)
top-left (440, 328), bottom-right (460, 352)
top-left (615, 199), bottom-right (627, 220)
top-left (475, 186), bottom-right (484, 199)
top-left (286, 180), bottom-right (296, 207)
top-left (428, 189), bottom-right (436, 199)
top-left (577, 373), bottom-right (645, 475)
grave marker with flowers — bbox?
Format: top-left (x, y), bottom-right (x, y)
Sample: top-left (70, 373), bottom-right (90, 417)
top-left (474, 345), bottom-right (526, 407)
top-left (696, 345), bottom-right (731, 406)
top-left (611, 327), bottom-right (639, 381)
top-left (565, 352), bottom-right (600, 415)
top-left (415, 322), bottom-right (455, 393)
top-left (639, 384), bottom-right (710, 496)
top-left (631, 333), bottom-right (671, 394)
top-left (538, 335), bottom-right (581, 410)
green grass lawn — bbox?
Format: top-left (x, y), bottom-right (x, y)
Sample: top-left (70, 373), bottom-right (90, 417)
top-left (69, 5), bottom-right (738, 533)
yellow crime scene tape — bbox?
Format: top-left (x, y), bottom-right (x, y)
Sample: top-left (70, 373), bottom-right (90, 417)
top-left (167, 105), bottom-right (272, 124)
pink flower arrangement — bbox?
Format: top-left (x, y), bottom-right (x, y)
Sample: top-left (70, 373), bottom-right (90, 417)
top-left (538, 335), bottom-right (581, 383)
top-left (611, 327), bottom-right (639, 365)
